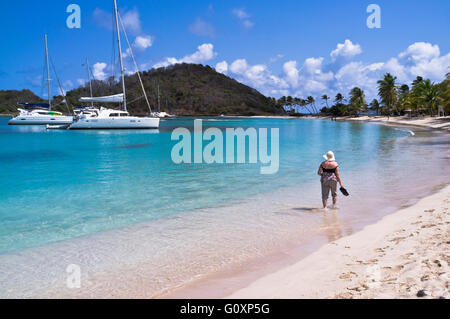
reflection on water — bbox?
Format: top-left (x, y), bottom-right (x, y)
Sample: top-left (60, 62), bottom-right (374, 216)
top-left (321, 210), bottom-right (353, 243)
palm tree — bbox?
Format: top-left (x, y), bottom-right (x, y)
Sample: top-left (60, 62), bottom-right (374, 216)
top-left (335, 93), bottom-right (345, 104)
top-left (369, 99), bottom-right (380, 115)
top-left (307, 96), bottom-right (318, 114)
top-left (377, 73), bottom-right (398, 115)
top-left (321, 94), bottom-right (330, 108)
top-left (399, 84), bottom-right (409, 96)
top-left (293, 97), bottom-right (302, 113)
top-left (418, 79), bottom-right (440, 116)
top-left (412, 76), bottom-right (424, 88)
top-left (397, 84), bottom-right (410, 112)
top-left (287, 96), bottom-right (294, 106)
top-left (349, 87), bottom-right (366, 115)
top-left (440, 71), bottom-right (450, 115)
top-left (300, 98), bottom-right (312, 114)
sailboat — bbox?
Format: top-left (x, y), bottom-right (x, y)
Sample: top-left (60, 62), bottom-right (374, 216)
top-left (9, 35), bottom-right (73, 126)
top-left (150, 83), bottom-right (174, 118)
top-left (69, 0), bottom-right (159, 130)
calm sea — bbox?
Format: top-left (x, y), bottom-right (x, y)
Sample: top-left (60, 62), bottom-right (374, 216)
top-left (0, 116), bottom-right (448, 297)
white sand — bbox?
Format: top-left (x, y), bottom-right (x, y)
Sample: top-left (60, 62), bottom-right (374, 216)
top-left (336, 116), bottom-right (450, 131)
top-left (228, 185), bottom-right (450, 299)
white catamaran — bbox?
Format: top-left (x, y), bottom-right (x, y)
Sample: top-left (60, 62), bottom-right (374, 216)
top-left (69, 0), bottom-right (159, 130)
top-left (8, 34), bottom-right (73, 126)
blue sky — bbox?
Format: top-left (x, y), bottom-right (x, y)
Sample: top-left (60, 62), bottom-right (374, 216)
top-left (0, 0), bottom-right (449, 102)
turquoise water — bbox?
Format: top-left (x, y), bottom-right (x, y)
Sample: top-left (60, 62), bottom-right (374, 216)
top-left (1, 116), bottom-right (450, 297)
top-left (0, 117), bottom-right (433, 255)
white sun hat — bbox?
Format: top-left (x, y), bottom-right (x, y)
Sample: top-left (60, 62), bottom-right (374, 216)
top-left (323, 151), bottom-right (336, 162)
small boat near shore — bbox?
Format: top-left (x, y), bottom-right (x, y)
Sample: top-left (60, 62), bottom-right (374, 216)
top-left (46, 123), bottom-right (71, 130)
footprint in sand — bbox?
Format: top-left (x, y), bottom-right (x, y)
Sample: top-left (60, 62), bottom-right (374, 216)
top-left (401, 252), bottom-right (415, 260)
top-left (390, 236), bottom-right (408, 244)
top-left (339, 272), bottom-right (358, 280)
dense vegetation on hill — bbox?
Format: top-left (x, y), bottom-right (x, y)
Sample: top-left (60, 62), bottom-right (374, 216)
top-left (0, 64), bottom-right (284, 116)
top-left (0, 90), bottom-right (45, 114)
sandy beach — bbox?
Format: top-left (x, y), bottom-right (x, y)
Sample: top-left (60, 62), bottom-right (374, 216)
top-left (227, 184), bottom-right (449, 299)
top-left (334, 115), bottom-right (450, 131)
top-left (223, 117), bottom-right (450, 299)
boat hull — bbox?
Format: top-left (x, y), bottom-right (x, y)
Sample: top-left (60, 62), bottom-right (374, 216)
top-left (8, 116), bottom-right (73, 125)
top-left (69, 117), bottom-right (160, 129)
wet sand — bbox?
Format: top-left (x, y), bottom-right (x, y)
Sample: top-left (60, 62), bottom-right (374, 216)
top-left (164, 117), bottom-right (450, 300)
top-left (228, 184), bottom-right (450, 299)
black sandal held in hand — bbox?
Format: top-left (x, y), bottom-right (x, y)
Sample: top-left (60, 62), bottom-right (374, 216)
top-left (340, 187), bottom-right (350, 196)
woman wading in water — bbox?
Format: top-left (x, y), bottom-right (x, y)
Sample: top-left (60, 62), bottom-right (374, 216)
top-left (318, 151), bottom-right (344, 209)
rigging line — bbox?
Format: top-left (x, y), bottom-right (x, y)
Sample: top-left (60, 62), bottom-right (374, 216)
top-left (41, 52), bottom-right (46, 98)
top-left (49, 54), bottom-right (71, 113)
top-left (127, 95), bottom-right (145, 105)
top-left (111, 1), bottom-right (116, 82)
top-left (117, 12), bottom-right (153, 113)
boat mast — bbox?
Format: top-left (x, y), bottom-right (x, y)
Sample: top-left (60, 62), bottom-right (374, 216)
top-left (114, 0), bottom-right (127, 112)
top-left (86, 58), bottom-right (94, 107)
top-left (157, 84), bottom-right (161, 112)
top-left (44, 34), bottom-right (51, 110)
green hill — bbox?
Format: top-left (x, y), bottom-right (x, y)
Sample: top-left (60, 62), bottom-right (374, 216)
top-left (64, 63), bottom-right (285, 116)
top-left (0, 89), bottom-right (45, 114)
top-left (1, 64), bottom-right (284, 116)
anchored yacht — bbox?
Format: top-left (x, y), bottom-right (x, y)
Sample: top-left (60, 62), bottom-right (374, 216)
top-left (8, 35), bottom-right (73, 126)
top-left (69, 0), bottom-right (159, 130)
top-left (9, 104), bottom-right (73, 125)
top-left (70, 105), bottom-right (159, 129)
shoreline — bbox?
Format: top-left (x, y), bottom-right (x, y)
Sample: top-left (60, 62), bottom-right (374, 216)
top-left (227, 183), bottom-right (450, 299)
top-left (332, 115), bottom-right (450, 131)
top-left (162, 118), bottom-right (450, 299)
top-left (1, 116), bottom-right (448, 299)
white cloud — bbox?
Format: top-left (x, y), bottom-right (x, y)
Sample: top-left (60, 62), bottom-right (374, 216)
top-left (242, 20), bottom-right (255, 28)
top-left (227, 58), bottom-right (288, 95)
top-left (134, 35), bottom-right (154, 50)
top-left (334, 61), bottom-right (378, 99)
top-left (398, 42), bottom-right (449, 80)
top-left (92, 62), bottom-right (108, 80)
top-left (121, 8), bottom-right (142, 35)
top-left (283, 61), bottom-right (299, 87)
top-left (399, 42), bottom-right (440, 62)
top-left (189, 18), bottom-right (216, 37)
top-left (232, 8), bottom-right (255, 28)
top-left (215, 61), bottom-right (228, 74)
top-left (330, 39), bottom-right (362, 61)
top-left (303, 57), bottom-right (324, 74)
top-left (93, 8), bottom-right (112, 30)
top-left (232, 8), bottom-right (249, 19)
top-left (229, 59), bottom-right (248, 74)
top-left (93, 7), bottom-right (154, 63)
top-left (383, 58), bottom-right (409, 82)
top-left (71, 39), bottom-right (448, 104)
top-left (409, 53), bottom-right (450, 80)
top-left (218, 41), bottom-right (447, 101)
top-left (153, 43), bottom-right (217, 68)
top-left (93, 7), bottom-right (142, 35)
top-left (63, 80), bottom-right (74, 89)
top-left (269, 54), bottom-right (285, 63)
